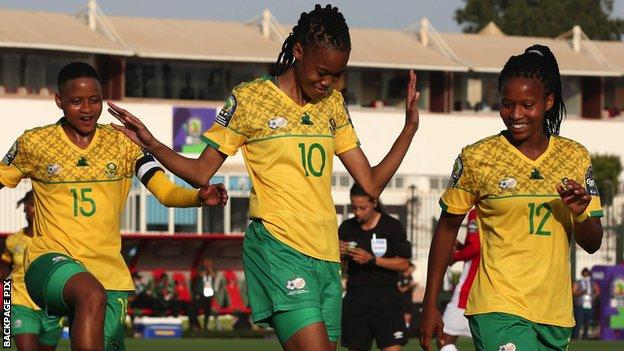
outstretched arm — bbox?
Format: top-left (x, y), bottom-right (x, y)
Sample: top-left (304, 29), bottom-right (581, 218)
top-left (556, 179), bottom-right (603, 253)
top-left (108, 102), bottom-right (226, 187)
top-left (146, 171), bottom-right (228, 207)
top-left (419, 211), bottom-right (465, 351)
top-left (338, 71), bottom-right (419, 198)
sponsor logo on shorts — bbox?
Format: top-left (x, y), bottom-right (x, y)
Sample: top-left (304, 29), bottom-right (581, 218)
top-left (13, 319), bottom-right (21, 328)
top-left (393, 331), bottom-right (403, 339)
top-left (498, 343), bottom-right (516, 351)
top-left (51, 256), bottom-right (68, 264)
top-left (285, 277), bottom-right (308, 296)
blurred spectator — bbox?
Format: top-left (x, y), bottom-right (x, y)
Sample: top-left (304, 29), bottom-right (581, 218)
top-left (173, 273), bottom-right (195, 326)
top-left (192, 258), bottom-right (216, 330)
top-left (398, 262), bottom-right (417, 330)
top-left (129, 271), bottom-right (162, 317)
top-left (573, 268), bottom-right (601, 339)
top-left (154, 272), bottom-right (178, 316)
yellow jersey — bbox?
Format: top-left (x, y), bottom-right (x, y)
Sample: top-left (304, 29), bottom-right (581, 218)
top-left (1, 229), bottom-right (38, 309)
top-left (440, 133), bottom-right (603, 327)
top-left (0, 121), bottom-right (198, 291)
top-left (202, 76), bottom-right (359, 262)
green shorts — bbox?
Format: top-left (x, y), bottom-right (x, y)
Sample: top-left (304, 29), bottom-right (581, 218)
top-left (468, 312), bottom-right (572, 351)
top-left (243, 220), bottom-right (342, 344)
top-left (24, 253), bottom-right (129, 351)
top-left (11, 304), bottom-right (62, 345)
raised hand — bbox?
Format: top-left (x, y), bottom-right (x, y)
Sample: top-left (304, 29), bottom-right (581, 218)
top-left (198, 183), bottom-right (228, 207)
top-left (108, 101), bottom-right (159, 151)
top-left (556, 179), bottom-right (591, 216)
top-left (405, 70), bottom-right (420, 131)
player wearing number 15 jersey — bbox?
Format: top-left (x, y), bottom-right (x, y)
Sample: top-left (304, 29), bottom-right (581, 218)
top-left (0, 62), bottom-right (227, 351)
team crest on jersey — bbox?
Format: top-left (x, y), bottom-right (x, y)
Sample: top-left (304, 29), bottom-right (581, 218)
top-left (584, 166), bottom-right (599, 196)
top-left (267, 116), bottom-right (288, 130)
top-left (371, 233), bottom-right (387, 257)
top-left (47, 164), bottom-right (61, 176)
top-left (498, 343), bottom-right (516, 351)
top-left (2, 141), bottom-right (18, 165)
top-left (448, 156), bottom-right (463, 188)
top-left (499, 177), bottom-right (517, 189)
top-left (216, 94), bottom-right (237, 127)
top-left (105, 162), bottom-right (118, 178)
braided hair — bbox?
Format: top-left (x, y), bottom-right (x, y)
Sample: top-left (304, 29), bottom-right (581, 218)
top-left (273, 4), bottom-right (351, 76)
top-left (498, 44), bottom-right (566, 136)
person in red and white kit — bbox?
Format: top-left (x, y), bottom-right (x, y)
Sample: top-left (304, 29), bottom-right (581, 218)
top-left (437, 208), bottom-right (480, 351)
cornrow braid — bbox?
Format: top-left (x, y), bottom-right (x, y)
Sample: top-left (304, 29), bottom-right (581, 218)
top-left (273, 4), bottom-right (351, 76)
top-left (498, 44), bottom-right (566, 136)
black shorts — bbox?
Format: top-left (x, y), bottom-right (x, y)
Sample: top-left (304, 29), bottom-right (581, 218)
top-left (341, 287), bottom-right (408, 349)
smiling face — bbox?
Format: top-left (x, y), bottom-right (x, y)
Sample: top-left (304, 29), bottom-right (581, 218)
top-left (499, 76), bottom-right (554, 144)
top-left (55, 77), bottom-right (103, 137)
top-left (293, 42), bottom-right (349, 101)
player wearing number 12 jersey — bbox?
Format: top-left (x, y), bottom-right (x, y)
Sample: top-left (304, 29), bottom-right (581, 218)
top-left (419, 45), bottom-right (603, 351)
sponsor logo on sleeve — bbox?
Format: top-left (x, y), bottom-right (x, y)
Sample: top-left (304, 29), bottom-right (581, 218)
top-left (216, 94), bottom-right (237, 127)
top-left (585, 166), bottom-right (599, 196)
top-left (448, 156), bottom-right (463, 188)
top-left (2, 141), bottom-right (18, 166)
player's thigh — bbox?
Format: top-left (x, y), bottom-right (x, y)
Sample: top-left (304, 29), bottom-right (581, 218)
top-left (535, 323), bottom-right (572, 351)
top-left (104, 291), bottom-right (129, 351)
top-left (25, 253), bottom-right (88, 316)
top-left (317, 260), bottom-right (342, 343)
top-left (11, 304), bottom-right (40, 335)
top-left (36, 310), bottom-right (62, 346)
top-left (468, 312), bottom-right (539, 351)
top-left (243, 220), bottom-right (321, 327)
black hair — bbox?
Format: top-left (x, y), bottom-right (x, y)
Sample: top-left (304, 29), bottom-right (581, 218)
top-left (273, 4), bottom-right (351, 76)
top-left (57, 62), bottom-right (101, 93)
top-left (349, 182), bottom-right (384, 213)
top-left (16, 190), bottom-right (33, 208)
top-left (498, 44), bottom-right (566, 136)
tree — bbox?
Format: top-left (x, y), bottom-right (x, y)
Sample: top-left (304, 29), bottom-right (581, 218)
top-left (591, 154), bottom-right (622, 207)
top-left (455, 0), bottom-right (624, 40)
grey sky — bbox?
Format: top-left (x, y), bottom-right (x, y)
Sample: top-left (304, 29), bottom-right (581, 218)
top-left (0, 0), bottom-right (622, 34)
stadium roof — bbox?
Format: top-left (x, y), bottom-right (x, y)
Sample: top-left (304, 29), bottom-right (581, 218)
top-left (0, 8), bottom-right (131, 56)
top-left (439, 33), bottom-right (620, 77)
top-left (0, 6), bottom-right (621, 76)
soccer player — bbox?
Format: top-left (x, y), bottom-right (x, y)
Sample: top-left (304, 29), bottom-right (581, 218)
top-left (0, 62), bottom-right (228, 351)
top-left (418, 44), bottom-right (604, 351)
top-left (437, 208), bottom-right (480, 351)
top-left (339, 183), bottom-right (411, 351)
top-left (0, 190), bottom-right (62, 351)
top-left (107, 5), bottom-right (420, 350)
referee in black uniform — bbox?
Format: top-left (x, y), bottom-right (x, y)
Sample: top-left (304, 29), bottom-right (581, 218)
top-left (339, 183), bottom-right (412, 351)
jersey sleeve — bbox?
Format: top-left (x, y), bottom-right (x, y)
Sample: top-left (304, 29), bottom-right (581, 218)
top-left (0, 136), bottom-right (30, 188)
top-left (578, 151), bottom-right (603, 219)
top-left (334, 96), bottom-right (360, 155)
top-left (452, 211), bottom-right (480, 262)
top-left (439, 148), bottom-right (480, 215)
top-left (201, 87), bottom-right (249, 156)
